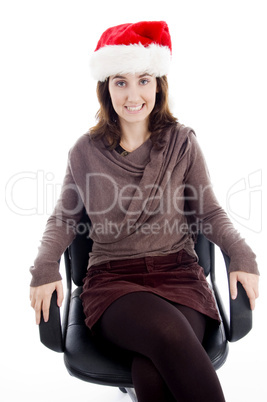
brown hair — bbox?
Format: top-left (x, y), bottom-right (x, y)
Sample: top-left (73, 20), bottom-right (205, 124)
top-left (90, 76), bottom-right (178, 148)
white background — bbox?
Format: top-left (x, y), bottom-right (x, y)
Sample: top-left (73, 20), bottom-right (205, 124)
top-left (1, 0), bottom-right (266, 401)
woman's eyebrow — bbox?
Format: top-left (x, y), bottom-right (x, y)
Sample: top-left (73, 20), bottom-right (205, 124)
top-left (112, 73), bottom-right (151, 80)
top-left (112, 75), bottom-right (126, 80)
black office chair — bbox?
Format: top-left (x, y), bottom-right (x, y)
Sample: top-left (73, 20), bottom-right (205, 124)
top-left (39, 211), bottom-right (252, 401)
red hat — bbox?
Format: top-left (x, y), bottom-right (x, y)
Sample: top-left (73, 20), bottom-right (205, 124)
top-left (90, 21), bottom-right (172, 81)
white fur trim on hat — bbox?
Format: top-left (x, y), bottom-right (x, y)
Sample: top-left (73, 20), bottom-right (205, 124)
top-left (90, 43), bottom-right (171, 81)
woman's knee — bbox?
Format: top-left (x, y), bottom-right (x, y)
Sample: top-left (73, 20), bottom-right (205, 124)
top-left (151, 313), bottom-right (195, 354)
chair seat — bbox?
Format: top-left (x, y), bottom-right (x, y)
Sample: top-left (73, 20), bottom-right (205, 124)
top-left (64, 287), bottom-right (133, 387)
top-left (64, 287), bottom-right (229, 386)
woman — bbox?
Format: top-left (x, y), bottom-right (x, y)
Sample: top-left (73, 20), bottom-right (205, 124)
top-left (30, 21), bottom-right (259, 401)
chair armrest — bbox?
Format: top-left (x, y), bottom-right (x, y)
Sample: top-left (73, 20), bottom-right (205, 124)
top-left (211, 251), bottom-right (252, 342)
top-left (228, 281), bottom-right (252, 341)
top-left (39, 290), bottom-right (64, 352)
top-left (222, 253), bottom-right (252, 342)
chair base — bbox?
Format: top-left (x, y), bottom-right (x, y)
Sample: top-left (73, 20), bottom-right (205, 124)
top-left (125, 388), bottom-right (137, 402)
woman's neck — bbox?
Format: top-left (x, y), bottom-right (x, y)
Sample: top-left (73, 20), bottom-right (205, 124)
top-left (119, 120), bottom-right (151, 152)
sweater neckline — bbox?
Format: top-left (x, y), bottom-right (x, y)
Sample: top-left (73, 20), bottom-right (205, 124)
top-left (115, 143), bottom-right (130, 157)
top-left (109, 136), bottom-right (153, 167)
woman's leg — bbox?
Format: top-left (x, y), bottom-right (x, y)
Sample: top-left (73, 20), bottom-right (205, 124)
top-left (131, 302), bottom-right (208, 402)
top-left (131, 354), bottom-right (176, 402)
top-left (97, 292), bottom-right (225, 402)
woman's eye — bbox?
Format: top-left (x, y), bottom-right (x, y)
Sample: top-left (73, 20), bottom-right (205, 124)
top-left (116, 81), bottom-right (126, 87)
top-left (140, 79), bottom-right (149, 85)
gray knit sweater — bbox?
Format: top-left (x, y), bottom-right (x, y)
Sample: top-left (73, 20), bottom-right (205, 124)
top-left (30, 124), bottom-right (259, 287)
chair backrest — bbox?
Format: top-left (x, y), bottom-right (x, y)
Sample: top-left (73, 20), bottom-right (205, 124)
top-left (67, 211), bottom-right (214, 286)
top-left (194, 233), bottom-right (214, 276)
top-left (68, 210), bottom-right (92, 287)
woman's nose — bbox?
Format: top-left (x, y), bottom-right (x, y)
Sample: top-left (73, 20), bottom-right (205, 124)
top-left (127, 84), bottom-right (140, 103)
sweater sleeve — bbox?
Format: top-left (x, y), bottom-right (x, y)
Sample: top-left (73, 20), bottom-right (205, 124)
top-left (184, 132), bottom-right (259, 275)
top-left (29, 156), bottom-right (84, 287)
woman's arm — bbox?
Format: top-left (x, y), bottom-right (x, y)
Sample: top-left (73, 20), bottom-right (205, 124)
top-left (184, 133), bottom-right (259, 308)
top-left (30, 157), bottom-right (84, 323)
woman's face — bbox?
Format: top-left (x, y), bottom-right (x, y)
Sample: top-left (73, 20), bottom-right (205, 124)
top-left (108, 73), bottom-right (157, 128)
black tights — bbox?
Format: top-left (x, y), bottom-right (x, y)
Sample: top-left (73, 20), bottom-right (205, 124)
top-left (97, 292), bottom-right (225, 402)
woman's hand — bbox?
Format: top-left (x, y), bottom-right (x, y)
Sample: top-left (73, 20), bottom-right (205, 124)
top-left (230, 271), bottom-right (259, 310)
top-left (30, 281), bottom-right (64, 325)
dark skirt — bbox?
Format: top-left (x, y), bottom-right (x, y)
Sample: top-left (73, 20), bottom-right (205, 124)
top-left (81, 249), bottom-right (221, 330)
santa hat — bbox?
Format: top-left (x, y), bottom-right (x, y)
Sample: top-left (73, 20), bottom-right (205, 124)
top-left (90, 21), bottom-right (172, 81)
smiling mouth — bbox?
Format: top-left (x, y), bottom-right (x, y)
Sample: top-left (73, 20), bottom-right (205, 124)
top-left (125, 104), bottom-right (144, 112)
